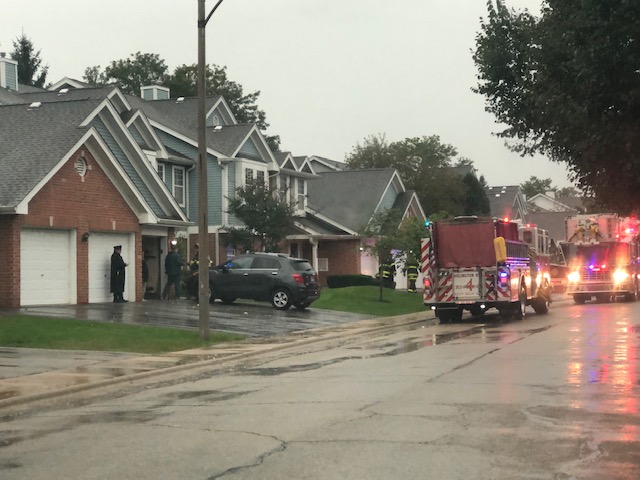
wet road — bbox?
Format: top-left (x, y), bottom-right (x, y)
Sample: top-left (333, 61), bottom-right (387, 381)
top-left (2, 299), bottom-right (640, 479)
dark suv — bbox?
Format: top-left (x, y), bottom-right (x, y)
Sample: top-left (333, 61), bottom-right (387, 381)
top-left (208, 253), bottom-right (320, 310)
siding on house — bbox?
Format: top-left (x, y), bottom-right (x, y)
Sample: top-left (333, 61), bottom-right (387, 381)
top-left (238, 138), bottom-right (262, 161)
top-left (378, 184), bottom-right (398, 212)
top-left (92, 117), bottom-right (165, 218)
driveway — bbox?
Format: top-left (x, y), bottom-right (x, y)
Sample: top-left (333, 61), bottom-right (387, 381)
top-left (9, 299), bottom-right (375, 338)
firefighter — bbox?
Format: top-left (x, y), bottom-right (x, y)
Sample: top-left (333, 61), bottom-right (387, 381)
top-left (380, 258), bottom-right (396, 289)
top-left (406, 261), bottom-right (419, 293)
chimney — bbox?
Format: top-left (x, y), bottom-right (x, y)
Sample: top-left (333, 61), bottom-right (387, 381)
top-left (0, 53), bottom-right (19, 90)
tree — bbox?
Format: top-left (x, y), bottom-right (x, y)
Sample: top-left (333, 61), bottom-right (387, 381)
top-left (345, 134), bottom-right (490, 218)
top-left (84, 52), bottom-right (168, 95)
top-left (166, 64), bottom-right (280, 152)
top-left (226, 182), bottom-right (295, 252)
top-left (520, 176), bottom-right (553, 199)
top-left (359, 208), bottom-right (403, 301)
top-left (10, 34), bottom-right (48, 88)
top-left (463, 173), bottom-right (491, 216)
top-left (473, 1), bottom-right (640, 214)
top-left (84, 55), bottom-right (279, 152)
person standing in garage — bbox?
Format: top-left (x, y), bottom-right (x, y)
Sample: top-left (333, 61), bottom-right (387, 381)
top-left (110, 245), bottom-right (128, 303)
top-left (162, 242), bottom-right (184, 301)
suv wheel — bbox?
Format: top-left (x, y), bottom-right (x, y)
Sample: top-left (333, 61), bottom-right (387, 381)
top-left (271, 288), bottom-right (292, 310)
top-left (209, 283), bottom-right (216, 303)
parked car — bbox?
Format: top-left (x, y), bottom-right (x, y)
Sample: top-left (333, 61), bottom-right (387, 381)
top-left (209, 253), bottom-right (320, 310)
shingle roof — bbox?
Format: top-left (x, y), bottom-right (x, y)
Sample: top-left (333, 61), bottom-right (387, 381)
top-left (0, 99), bottom-right (99, 208)
top-left (308, 169), bottom-right (397, 231)
top-left (486, 185), bottom-right (523, 219)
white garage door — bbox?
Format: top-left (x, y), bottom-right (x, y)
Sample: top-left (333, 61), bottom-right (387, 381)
top-left (88, 233), bottom-right (133, 303)
top-left (21, 229), bottom-right (75, 306)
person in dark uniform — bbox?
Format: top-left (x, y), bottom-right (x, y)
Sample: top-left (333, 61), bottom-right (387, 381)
top-left (110, 245), bottom-right (128, 303)
top-left (141, 253), bottom-right (149, 301)
top-left (162, 242), bottom-right (184, 300)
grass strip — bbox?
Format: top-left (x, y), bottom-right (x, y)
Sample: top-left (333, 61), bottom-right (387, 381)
top-left (0, 316), bottom-right (244, 354)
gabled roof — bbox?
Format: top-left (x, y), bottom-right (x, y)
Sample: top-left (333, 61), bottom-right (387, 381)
top-left (527, 192), bottom-right (574, 212)
top-left (307, 168), bottom-right (403, 232)
top-left (0, 99), bottom-right (100, 210)
top-left (0, 86), bottom-right (189, 223)
top-left (486, 185), bottom-right (528, 220)
top-left (48, 77), bottom-right (92, 91)
top-left (526, 210), bottom-right (578, 244)
top-left (307, 155), bottom-right (346, 173)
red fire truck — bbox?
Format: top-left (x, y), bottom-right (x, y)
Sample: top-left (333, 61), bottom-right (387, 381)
top-left (421, 216), bottom-right (552, 322)
top-left (564, 214), bottom-right (640, 303)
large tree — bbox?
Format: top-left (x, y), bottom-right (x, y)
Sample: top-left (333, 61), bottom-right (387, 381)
top-left (520, 176), bottom-right (554, 199)
top-left (473, 1), bottom-right (640, 214)
top-left (345, 134), bottom-right (489, 218)
top-left (10, 34), bottom-right (48, 88)
top-left (226, 182), bottom-right (295, 253)
top-left (84, 55), bottom-right (279, 152)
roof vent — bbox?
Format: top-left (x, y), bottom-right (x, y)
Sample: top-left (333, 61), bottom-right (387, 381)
top-left (28, 102), bottom-right (42, 110)
top-left (58, 88), bottom-right (69, 95)
top-left (176, 97), bottom-right (184, 103)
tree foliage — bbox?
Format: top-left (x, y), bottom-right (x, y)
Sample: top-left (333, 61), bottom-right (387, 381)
top-left (10, 34), bottom-right (48, 88)
top-left (345, 134), bottom-right (490, 218)
top-left (84, 54), bottom-right (280, 152)
top-left (473, 1), bottom-right (640, 214)
top-left (226, 182), bottom-right (295, 253)
top-left (520, 176), bottom-right (553, 199)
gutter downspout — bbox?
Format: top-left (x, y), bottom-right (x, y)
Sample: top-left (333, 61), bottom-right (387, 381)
top-left (309, 237), bottom-right (319, 272)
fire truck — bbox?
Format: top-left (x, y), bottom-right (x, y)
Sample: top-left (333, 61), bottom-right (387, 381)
top-left (421, 216), bottom-right (552, 323)
top-left (564, 214), bottom-right (640, 303)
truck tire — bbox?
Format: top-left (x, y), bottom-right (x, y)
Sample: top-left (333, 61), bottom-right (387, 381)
top-left (573, 294), bottom-right (588, 304)
top-left (624, 282), bottom-right (639, 302)
top-left (436, 308), bottom-right (462, 324)
top-left (531, 296), bottom-right (549, 314)
top-left (512, 282), bottom-right (527, 320)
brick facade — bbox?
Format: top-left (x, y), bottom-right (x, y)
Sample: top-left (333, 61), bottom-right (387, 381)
top-left (0, 146), bottom-right (142, 307)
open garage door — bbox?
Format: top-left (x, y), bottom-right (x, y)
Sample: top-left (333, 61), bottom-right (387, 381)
top-left (88, 233), bottom-right (134, 303)
top-left (21, 229), bottom-right (76, 306)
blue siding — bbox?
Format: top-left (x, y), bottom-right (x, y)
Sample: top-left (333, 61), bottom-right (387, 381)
top-left (5, 63), bottom-right (18, 90)
top-left (156, 130), bottom-right (223, 226)
top-left (238, 138), bottom-right (262, 161)
top-left (377, 184), bottom-right (398, 213)
top-left (128, 125), bottom-right (144, 144)
top-left (226, 163), bottom-right (243, 227)
top-left (92, 117), bottom-right (166, 218)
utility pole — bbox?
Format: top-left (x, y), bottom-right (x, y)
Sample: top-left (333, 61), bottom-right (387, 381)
top-left (197, 0), bottom-right (225, 340)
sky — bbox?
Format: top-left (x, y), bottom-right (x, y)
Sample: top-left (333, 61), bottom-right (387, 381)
top-left (1, 0), bottom-right (574, 189)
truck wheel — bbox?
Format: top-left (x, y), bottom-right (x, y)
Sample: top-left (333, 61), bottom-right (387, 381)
top-left (531, 296), bottom-right (549, 314)
top-left (512, 283), bottom-right (527, 320)
top-left (573, 294), bottom-right (587, 304)
top-left (624, 282), bottom-right (638, 302)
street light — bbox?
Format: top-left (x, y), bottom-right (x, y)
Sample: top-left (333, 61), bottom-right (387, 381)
top-left (197, 0), bottom-right (225, 340)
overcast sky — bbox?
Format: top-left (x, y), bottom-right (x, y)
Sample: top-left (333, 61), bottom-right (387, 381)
top-left (2, 0), bottom-right (574, 188)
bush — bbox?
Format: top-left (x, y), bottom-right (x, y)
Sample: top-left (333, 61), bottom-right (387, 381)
top-left (327, 274), bottom-right (377, 288)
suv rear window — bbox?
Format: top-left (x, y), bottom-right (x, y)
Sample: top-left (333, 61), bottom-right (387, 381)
top-left (291, 260), bottom-right (313, 272)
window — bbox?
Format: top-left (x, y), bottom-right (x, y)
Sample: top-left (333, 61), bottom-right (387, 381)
top-left (297, 179), bottom-right (306, 210)
top-left (256, 170), bottom-right (265, 185)
top-left (173, 166), bottom-right (185, 206)
top-left (317, 258), bottom-right (329, 272)
top-left (157, 164), bottom-right (165, 182)
top-left (245, 168), bottom-right (254, 184)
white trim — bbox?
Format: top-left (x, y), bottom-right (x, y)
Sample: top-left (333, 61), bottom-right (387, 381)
top-left (172, 165), bottom-right (186, 207)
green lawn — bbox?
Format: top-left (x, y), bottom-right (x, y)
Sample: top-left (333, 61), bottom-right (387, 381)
top-left (0, 316), bottom-right (244, 354)
top-left (314, 286), bottom-right (425, 316)
top-left (0, 286), bottom-right (425, 353)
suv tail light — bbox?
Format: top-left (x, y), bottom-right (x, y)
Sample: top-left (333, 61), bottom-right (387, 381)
top-left (292, 273), bottom-right (305, 285)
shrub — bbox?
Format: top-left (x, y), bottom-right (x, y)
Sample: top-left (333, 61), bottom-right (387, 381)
top-left (327, 274), bottom-right (377, 288)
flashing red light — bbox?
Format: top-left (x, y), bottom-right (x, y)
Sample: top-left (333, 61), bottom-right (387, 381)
top-left (503, 217), bottom-right (509, 223)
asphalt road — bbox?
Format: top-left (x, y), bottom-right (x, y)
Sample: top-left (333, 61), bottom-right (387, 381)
top-left (3, 299), bottom-right (640, 479)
